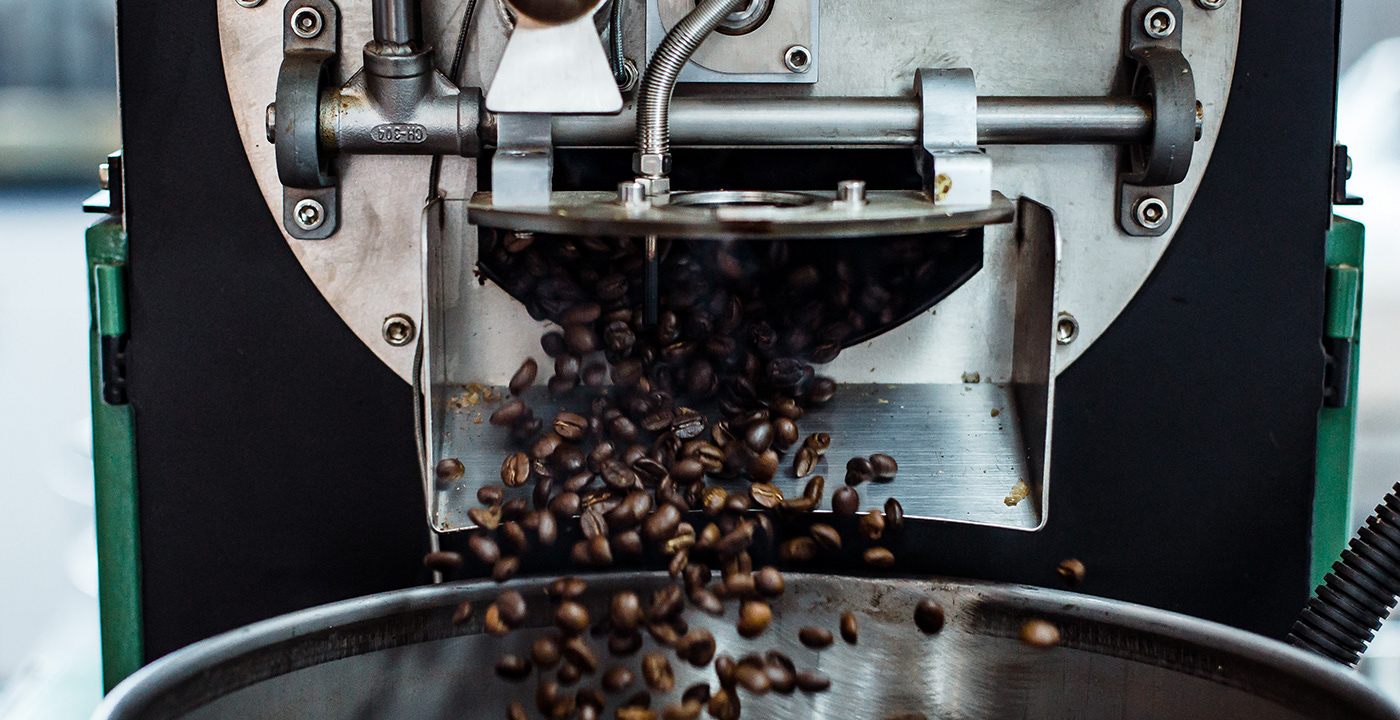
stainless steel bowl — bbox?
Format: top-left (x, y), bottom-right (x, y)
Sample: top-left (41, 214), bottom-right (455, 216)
top-left (93, 573), bottom-right (1400, 720)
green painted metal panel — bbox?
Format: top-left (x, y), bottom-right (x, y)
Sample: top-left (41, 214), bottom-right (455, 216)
top-left (86, 217), bottom-right (144, 692)
top-left (1312, 216), bottom-right (1364, 589)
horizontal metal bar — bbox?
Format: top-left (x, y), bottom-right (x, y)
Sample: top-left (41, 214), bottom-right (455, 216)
top-left (540, 96), bottom-right (1153, 148)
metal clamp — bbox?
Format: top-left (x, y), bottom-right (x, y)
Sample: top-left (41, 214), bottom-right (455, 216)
top-left (1118, 0), bottom-right (1197, 237)
top-left (274, 0), bottom-right (340, 239)
top-left (914, 68), bottom-right (993, 207)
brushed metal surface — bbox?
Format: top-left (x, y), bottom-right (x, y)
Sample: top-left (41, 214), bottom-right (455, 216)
top-left (95, 573), bottom-right (1400, 720)
top-left (216, 0), bottom-right (1241, 384)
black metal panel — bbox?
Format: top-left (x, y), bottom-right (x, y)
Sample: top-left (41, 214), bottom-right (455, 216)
top-left (116, 2), bottom-right (429, 661)
top-left (115, 0), bottom-right (1337, 660)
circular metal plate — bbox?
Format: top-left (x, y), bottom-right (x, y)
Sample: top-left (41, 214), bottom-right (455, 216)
top-left (468, 189), bottom-right (1015, 239)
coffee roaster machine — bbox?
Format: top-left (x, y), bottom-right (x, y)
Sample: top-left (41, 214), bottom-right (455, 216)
top-left (87, 0), bottom-right (1395, 711)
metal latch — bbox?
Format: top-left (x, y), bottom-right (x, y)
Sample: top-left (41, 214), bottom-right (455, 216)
top-left (94, 263), bottom-right (129, 405)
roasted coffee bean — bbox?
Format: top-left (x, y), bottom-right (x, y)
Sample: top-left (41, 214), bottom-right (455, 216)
top-left (649, 585), bottom-right (684, 621)
top-left (754, 567), bottom-right (785, 597)
top-left (859, 509), bottom-right (885, 540)
top-left (498, 590), bottom-right (528, 625)
top-left (737, 600), bottom-right (772, 638)
top-left (870, 453), bottom-right (898, 480)
top-left (863, 547), bottom-right (895, 568)
top-left (707, 689), bottom-right (740, 720)
top-left (502, 497), bottom-right (529, 520)
top-left (1057, 558), bottom-right (1086, 586)
top-left (671, 408), bottom-right (706, 439)
top-left (561, 302), bottom-right (601, 326)
top-left (794, 670), bottom-right (831, 693)
top-left (803, 433), bottom-right (831, 453)
top-left (564, 324), bottom-right (597, 356)
top-left (884, 497), bottom-right (905, 532)
top-left (722, 572), bottom-right (755, 599)
top-left (451, 600), bottom-right (474, 625)
top-left (610, 591), bottom-right (644, 632)
top-left (535, 679), bottom-right (564, 717)
top-left (582, 362), bottom-right (608, 387)
top-left (689, 588), bottom-right (724, 616)
top-left (840, 611), bottom-right (858, 644)
top-left (510, 358), bottom-right (539, 395)
top-left (700, 487), bottom-right (728, 516)
top-left (809, 523), bottom-right (842, 551)
top-left (646, 621), bottom-right (680, 648)
top-left (512, 416), bottom-right (544, 441)
top-left (484, 604), bottom-right (510, 636)
top-left (548, 491), bottom-right (582, 519)
top-left (570, 540), bottom-right (592, 566)
top-left (554, 445), bottom-right (587, 475)
top-left (713, 655), bottom-right (737, 689)
top-left (779, 495), bottom-right (818, 513)
top-left (798, 627), bottom-right (833, 649)
top-left (610, 416), bottom-right (640, 444)
top-left (467, 534), bottom-right (501, 565)
top-left (723, 492), bottom-right (752, 514)
top-left (672, 458), bottom-right (705, 485)
top-left (676, 628), bottom-right (717, 667)
top-left (497, 654), bottom-right (533, 681)
top-left (771, 418), bottom-right (799, 452)
top-left (478, 485), bottom-right (505, 506)
top-left (831, 486), bottom-right (860, 516)
top-left (548, 577), bottom-right (587, 603)
top-left (500, 452), bottom-right (531, 488)
top-left (557, 601), bottom-right (590, 634)
top-left (661, 700), bottom-right (703, 720)
top-left (616, 707), bottom-right (656, 720)
top-left (792, 447), bottom-right (818, 478)
top-left (805, 377), bottom-right (837, 404)
top-left (578, 688), bottom-right (607, 714)
top-left (1020, 619), bottom-right (1060, 648)
top-left (541, 331), bottom-right (567, 357)
top-left (614, 529), bottom-right (644, 557)
top-left (715, 521), bottom-right (754, 557)
top-left (563, 636), bottom-right (599, 673)
top-left (533, 634), bottom-right (563, 668)
top-left (633, 456), bottom-right (669, 484)
top-left (914, 599), bottom-right (945, 635)
top-left (764, 654), bottom-right (796, 694)
top-left (537, 510), bottom-right (558, 546)
top-left (734, 664), bottom-right (770, 695)
top-left (586, 535), bottom-right (614, 566)
top-left (436, 458), bottom-right (465, 482)
top-left (548, 373), bottom-right (578, 397)
top-left (744, 422), bottom-right (774, 453)
top-left (609, 629), bottom-right (643, 656)
top-left (580, 507), bottom-right (607, 538)
top-left (642, 653), bottom-right (674, 693)
top-left (748, 450), bottom-right (779, 482)
top-left (532, 432), bottom-right (564, 461)
top-left (682, 683), bottom-right (711, 706)
top-left (622, 691), bottom-right (654, 710)
top-left (603, 665), bottom-right (636, 693)
top-left (845, 457), bottom-right (875, 485)
top-left (637, 505), bottom-right (680, 545)
top-left (423, 551), bottom-right (464, 573)
top-left (667, 550), bottom-right (688, 577)
top-left (693, 443), bottom-right (725, 473)
top-left (554, 412), bottom-right (589, 441)
top-left (748, 483), bottom-right (783, 509)
top-left (507, 701), bottom-right (528, 720)
top-left (491, 399), bottom-right (528, 427)
top-left (493, 556), bottom-right (520, 581)
top-left (779, 537), bottom-right (817, 562)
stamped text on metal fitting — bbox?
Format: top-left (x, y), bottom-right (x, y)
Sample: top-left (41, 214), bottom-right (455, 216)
top-left (371, 123), bottom-right (428, 144)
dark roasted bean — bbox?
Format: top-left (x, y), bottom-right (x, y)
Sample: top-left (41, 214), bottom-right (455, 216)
top-left (780, 495), bottom-right (818, 513)
top-left (649, 585), bottom-right (684, 621)
top-left (840, 611), bottom-right (858, 644)
top-left (610, 591), bottom-right (644, 631)
top-left (772, 418), bottom-right (799, 451)
top-left (533, 634), bottom-right (563, 668)
top-left (502, 497), bottom-right (529, 520)
top-left (734, 664), bottom-right (770, 695)
top-left (689, 588), bottom-right (723, 616)
top-left (493, 556), bottom-right (520, 581)
top-left (737, 600), bottom-right (771, 639)
top-left (863, 547), bottom-right (895, 568)
top-left (548, 373), bottom-right (578, 397)
top-left (501, 452), bottom-right (531, 487)
top-left (794, 670), bottom-right (831, 693)
top-left (570, 540), bottom-right (591, 566)
top-left (423, 551), bottom-right (463, 572)
top-left (586, 535), bottom-right (614, 566)
top-left (754, 567), bottom-right (785, 597)
top-left (554, 412), bottom-right (588, 440)
top-left (510, 358), bottom-right (539, 395)
top-left (805, 377), bottom-right (837, 404)
top-left (764, 657), bottom-right (795, 694)
top-left (507, 701), bottom-right (528, 720)
top-left (914, 599), bottom-right (945, 634)
top-left (563, 636), bottom-right (599, 673)
top-left (831, 486), bottom-right (859, 516)
top-left (609, 629), bottom-right (643, 656)
top-left (436, 457), bottom-right (465, 482)
top-left (707, 689), bottom-right (739, 720)
top-left (641, 504), bottom-right (682, 543)
top-left (642, 653), bottom-right (674, 693)
top-left (603, 665), bottom-right (635, 693)
top-left (810, 523), bottom-right (842, 551)
top-left (468, 534), bottom-right (501, 565)
top-left (744, 422), bottom-right (774, 453)
top-left (578, 688), bottom-right (606, 713)
top-left (564, 324), bottom-right (597, 355)
top-left (1057, 558), bottom-right (1087, 586)
top-left (845, 456), bottom-right (875, 485)
top-left (478, 485), bottom-right (505, 506)
top-left (532, 432), bottom-right (564, 461)
top-left (451, 600), bottom-right (474, 625)
top-left (541, 331), bottom-right (567, 357)
top-left (798, 626), bottom-right (833, 649)
top-left (496, 590), bottom-right (527, 625)
top-left (748, 450), bottom-right (779, 482)
top-left (497, 654), bottom-right (533, 681)
top-left (469, 505), bottom-right (502, 530)
top-left (884, 497), bottom-right (905, 532)
top-left (803, 475), bottom-right (825, 502)
top-left (870, 453), bottom-right (898, 480)
top-left (484, 603), bottom-right (509, 636)
top-left (682, 683), bottom-right (711, 707)
top-left (617, 707), bottom-right (656, 720)
top-left (779, 537), bottom-right (817, 562)
top-left (1020, 619), bottom-right (1060, 648)
top-left (803, 433), bottom-right (831, 453)
top-left (661, 700), bottom-right (702, 720)
top-left (792, 446), bottom-right (818, 478)
top-left (748, 483), bottom-right (783, 509)
top-left (622, 691), bottom-right (653, 711)
top-left (557, 601), bottom-right (590, 634)
top-left (537, 510), bottom-right (558, 545)
top-left (549, 491), bottom-right (582, 519)
top-left (859, 509), bottom-right (885, 541)
top-left (583, 362), bottom-right (608, 386)
top-left (491, 399), bottom-right (528, 426)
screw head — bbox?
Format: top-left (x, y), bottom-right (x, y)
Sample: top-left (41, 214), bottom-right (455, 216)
top-left (265, 103), bottom-right (277, 144)
top-left (293, 198), bottom-right (326, 231)
top-left (1055, 313), bottom-right (1079, 345)
top-left (1133, 196), bottom-right (1169, 230)
top-left (236, 0), bottom-right (266, 6)
top-left (783, 45), bottom-right (811, 73)
top-left (291, 7), bottom-right (324, 39)
top-left (1194, 0), bottom-right (1225, 8)
top-left (382, 314), bottom-right (416, 347)
top-left (1143, 7), bottom-right (1177, 39)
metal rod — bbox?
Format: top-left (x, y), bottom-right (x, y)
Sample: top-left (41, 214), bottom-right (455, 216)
top-left (545, 96), bottom-right (1153, 148)
top-left (373, 0), bottom-right (420, 46)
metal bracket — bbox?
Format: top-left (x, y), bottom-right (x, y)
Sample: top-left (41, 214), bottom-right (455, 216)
top-left (276, 0), bottom-right (340, 239)
top-left (914, 68), bottom-right (993, 207)
top-left (492, 114), bottom-right (554, 207)
top-left (1117, 0), bottom-right (1196, 237)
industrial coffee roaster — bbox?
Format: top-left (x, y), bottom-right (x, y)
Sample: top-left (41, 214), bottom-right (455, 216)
top-left (84, 0), bottom-right (1398, 714)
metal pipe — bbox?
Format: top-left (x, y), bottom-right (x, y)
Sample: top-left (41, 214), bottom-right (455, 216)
top-left (373, 0), bottom-right (420, 46)
top-left (547, 96), bottom-right (1153, 148)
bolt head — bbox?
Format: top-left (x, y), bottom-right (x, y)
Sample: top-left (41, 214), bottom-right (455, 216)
top-left (291, 7), bottom-right (324, 39)
top-left (382, 314), bottom-right (416, 347)
top-left (1194, 0), bottom-right (1225, 8)
top-left (236, 0), bottom-right (266, 6)
top-left (1143, 7), bottom-right (1176, 39)
top-left (1133, 196), bottom-right (1169, 230)
top-left (1055, 313), bottom-right (1079, 345)
top-left (634, 153), bottom-right (670, 178)
top-left (783, 45), bottom-right (811, 73)
top-left (293, 198), bottom-right (326, 231)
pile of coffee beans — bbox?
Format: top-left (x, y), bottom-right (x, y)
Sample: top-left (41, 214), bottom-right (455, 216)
top-left (418, 233), bottom-right (1053, 720)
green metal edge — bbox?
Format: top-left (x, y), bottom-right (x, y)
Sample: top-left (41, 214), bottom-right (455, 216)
top-left (86, 216), bottom-right (144, 691)
top-left (1312, 216), bottom-right (1364, 588)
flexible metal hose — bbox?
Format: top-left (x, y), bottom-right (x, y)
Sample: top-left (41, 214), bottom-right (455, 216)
top-left (1289, 482), bottom-right (1400, 666)
top-left (609, 0), bottom-right (626, 83)
top-left (635, 0), bottom-right (747, 171)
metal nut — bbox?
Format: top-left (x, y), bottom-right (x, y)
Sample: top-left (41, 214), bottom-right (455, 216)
top-left (293, 198), bottom-right (326, 231)
top-left (1143, 7), bottom-right (1176, 39)
top-left (1194, 0), bottom-right (1224, 8)
top-left (291, 7), bottom-right (324, 39)
top-left (265, 103), bottom-right (277, 144)
top-left (635, 153), bottom-right (670, 178)
top-left (1133, 196), bottom-right (1169, 230)
top-left (1055, 313), bottom-right (1079, 345)
top-left (616, 58), bottom-right (639, 94)
top-left (783, 45), bottom-right (811, 73)
top-left (382, 314), bottom-right (417, 347)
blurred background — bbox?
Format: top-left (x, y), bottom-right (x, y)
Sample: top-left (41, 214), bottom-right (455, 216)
top-left (0, 2), bottom-right (1397, 718)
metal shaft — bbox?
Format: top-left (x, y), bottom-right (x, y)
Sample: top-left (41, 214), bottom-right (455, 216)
top-left (373, 0), bottom-right (420, 46)
top-left (548, 96), bottom-right (1154, 148)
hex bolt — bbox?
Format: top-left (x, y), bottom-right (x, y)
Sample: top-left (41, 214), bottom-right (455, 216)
top-left (265, 103), bottom-right (277, 144)
top-left (1194, 0), bottom-right (1224, 8)
top-left (1056, 313), bottom-right (1080, 345)
top-left (1133, 196), bottom-right (1169, 230)
top-left (382, 314), bottom-right (417, 347)
top-left (291, 6), bottom-right (324, 39)
top-left (616, 58), bottom-right (639, 93)
top-left (1143, 7), bottom-right (1176, 39)
top-left (783, 45), bottom-right (811, 73)
top-left (293, 198), bottom-right (326, 231)
top-left (835, 180), bottom-right (866, 205)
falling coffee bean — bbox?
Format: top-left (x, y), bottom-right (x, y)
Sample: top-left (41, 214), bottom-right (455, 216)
top-left (1020, 618), bottom-right (1060, 648)
top-left (809, 523), bottom-right (842, 551)
top-left (533, 635), bottom-right (563, 668)
top-left (884, 497), bottom-right (905, 532)
top-left (493, 556), bottom-right (520, 582)
top-left (557, 601), bottom-right (590, 634)
top-left (642, 653), bottom-right (675, 693)
top-left (1057, 558), bottom-right (1086, 586)
top-left (507, 701), bottom-right (528, 720)
top-left (451, 600), bottom-right (474, 625)
top-left (490, 399), bottom-right (528, 427)
top-left (496, 654), bottom-right (533, 681)
top-left (794, 670), bottom-right (831, 693)
top-left (610, 591), bottom-right (644, 632)
top-left (863, 547), bottom-right (895, 568)
top-left (562, 636), bottom-right (599, 673)
top-left (469, 534), bottom-right (501, 565)
top-left (798, 627), bottom-right (833, 649)
top-left (609, 630), bottom-right (643, 657)
top-left (436, 458), bottom-right (465, 482)
top-left (914, 599), bottom-right (945, 635)
top-left (754, 567), bottom-right (785, 597)
top-left (792, 447), bottom-right (818, 478)
top-left (839, 611), bottom-right (858, 644)
top-left (497, 590), bottom-right (528, 625)
top-left (510, 358), bottom-right (538, 395)
top-left (548, 576), bottom-right (588, 601)
top-left (845, 457), bottom-right (875, 485)
top-left (423, 551), bottom-right (463, 573)
top-left (737, 600), bottom-right (772, 638)
top-left (831, 486), bottom-right (860, 516)
top-left (749, 483), bottom-right (783, 509)
top-left (603, 665), bottom-right (636, 693)
top-left (484, 604), bottom-right (509, 636)
top-left (870, 453), bottom-right (898, 480)
top-left (734, 664), bottom-right (770, 695)
top-left (779, 537), bottom-right (818, 562)
top-left (858, 509), bottom-right (885, 541)
top-left (478, 485), bottom-right (505, 506)
top-left (554, 412), bottom-right (589, 441)
top-left (502, 452), bottom-right (531, 487)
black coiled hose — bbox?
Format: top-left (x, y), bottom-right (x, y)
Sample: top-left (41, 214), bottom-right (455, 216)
top-left (1289, 482), bottom-right (1400, 666)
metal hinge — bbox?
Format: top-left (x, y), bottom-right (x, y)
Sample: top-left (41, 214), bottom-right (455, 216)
top-left (84, 149), bottom-right (124, 215)
top-left (94, 263), bottom-right (130, 405)
top-left (1332, 144), bottom-right (1363, 206)
top-left (1322, 262), bottom-right (1360, 408)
